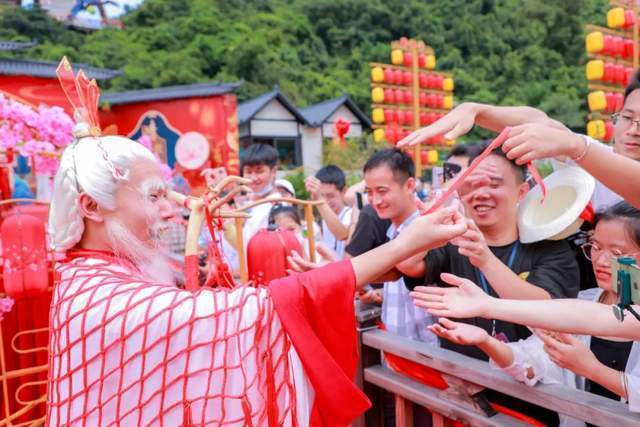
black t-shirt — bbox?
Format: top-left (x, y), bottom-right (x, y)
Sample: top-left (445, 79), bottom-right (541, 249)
top-left (405, 239), bottom-right (580, 360)
top-left (588, 337), bottom-right (633, 401)
top-left (345, 205), bottom-right (391, 257)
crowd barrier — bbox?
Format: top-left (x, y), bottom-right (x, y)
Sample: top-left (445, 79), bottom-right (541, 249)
top-left (353, 310), bottom-right (640, 427)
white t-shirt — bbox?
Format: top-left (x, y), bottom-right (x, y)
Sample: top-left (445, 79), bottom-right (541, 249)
top-left (558, 135), bottom-right (624, 212)
top-left (321, 206), bottom-right (352, 260)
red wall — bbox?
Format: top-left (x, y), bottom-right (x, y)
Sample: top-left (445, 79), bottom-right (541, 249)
top-left (0, 75), bottom-right (71, 113)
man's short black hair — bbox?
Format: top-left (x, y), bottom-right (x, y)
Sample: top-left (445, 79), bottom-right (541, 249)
top-left (315, 165), bottom-right (346, 191)
top-left (446, 144), bottom-right (470, 160)
top-left (624, 68), bottom-right (640, 102)
top-left (363, 148), bottom-right (415, 183)
top-left (469, 140), bottom-right (526, 182)
top-left (241, 143), bottom-right (278, 171)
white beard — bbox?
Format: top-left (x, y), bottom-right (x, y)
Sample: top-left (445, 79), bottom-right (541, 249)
top-left (105, 219), bottom-right (175, 286)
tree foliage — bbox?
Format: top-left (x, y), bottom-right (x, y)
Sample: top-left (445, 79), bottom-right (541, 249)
top-left (0, 0), bottom-right (609, 135)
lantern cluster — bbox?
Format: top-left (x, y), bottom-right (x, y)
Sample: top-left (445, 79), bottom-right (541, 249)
top-left (586, 119), bottom-right (614, 141)
top-left (583, 7), bottom-right (637, 143)
top-left (585, 60), bottom-right (633, 86)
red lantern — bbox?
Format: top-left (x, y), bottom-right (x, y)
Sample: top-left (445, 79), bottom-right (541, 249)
top-left (419, 73), bottom-right (428, 88)
top-left (435, 94), bottom-right (444, 109)
top-left (418, 53), bottom-right (426, 68)
top-left (247, 229), bottom-right (303, 285)
top-left (615, 64), bottom-right (626, 85)
top-left (624, 10), bottom-right (636, 28)
top-left (420, 151), bottom-right (429, 164)
top-left (403, 52), bottom-right (412, 66)
top-left (431, 134), bottom-right (444, 145)
top-left (384, 88), bottom-right (395, 104)
top-left (384, 109), bottom-right (396, 123)
top-left (396, 109), bottom-right (406, 125)
top-left (419, 92), bottom-right (427, 106)
top-left (393, 69), bottom-right (403, 85)
top-left (404, 110), bottom-right (414, 126)
top-left (603, 35), bottom-right (613, 56)
top-left (605, 92), bottom-right (615, 113)
top-left (613, 37), bottom-right (624, 57)
top-left (426, 112), bottom-right (437, 124)
top-left (419, 112), bottom-right (429, 125)
top-left (624, 39), bottom-right (634, 59)
top-left (603, 62), bottom-right (615, 83)
top-left (434, 75), bottom-right (444, 90)
top-left (614, 93), bottom-right (624, 111)
top-left (604, 120), bottom-right (614, 141)
top-left (384, 68), bottom-right (395, 84)
top-left (403, 90), bottom-right (412, 105)
top-left (385, 127), bottom-right (398, 145)
top-left (402, 71), bottom-right (412, 86)
top-left (426, 74), bottom-right (436, 89)
top-left (394, 89), bottom-right (404, 104)
top-left (425, 93), bottom-right (436, 107)
top-left (625, 67), bottom-right (634, 86)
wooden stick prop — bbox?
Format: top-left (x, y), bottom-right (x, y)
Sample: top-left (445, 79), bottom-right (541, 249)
top-left (422, 127), bottom-right (546, 215)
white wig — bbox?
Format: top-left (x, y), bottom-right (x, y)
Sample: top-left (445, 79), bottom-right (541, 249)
top-left (48, 127), bottom-right (156, 252)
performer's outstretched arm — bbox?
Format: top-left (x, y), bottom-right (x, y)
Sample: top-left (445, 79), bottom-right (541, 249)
top-left (411, 273), bottom-right (640, 341)
top-left (349, 206), bottom-right (466, 289)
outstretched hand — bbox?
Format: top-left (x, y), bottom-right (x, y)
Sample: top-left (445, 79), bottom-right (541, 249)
top-left (428, 317), bottom-right (490, 346)
top-left (535, 330), bottom-right (598, 378)
top-left (399, 204), bottom-right (468, 253)
top-left (410, 273), bottom-right (491, 318)
top-left (502, 123), bottom-right (582, 165)
top-left (398, 103), bottom-right (480, 147)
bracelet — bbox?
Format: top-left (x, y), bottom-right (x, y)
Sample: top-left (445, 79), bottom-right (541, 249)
top-left (571, 135), bottom-right (591, 162)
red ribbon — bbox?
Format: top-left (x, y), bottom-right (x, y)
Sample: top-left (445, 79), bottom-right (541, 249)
top-left (423, 127), bottom-right (546, 215)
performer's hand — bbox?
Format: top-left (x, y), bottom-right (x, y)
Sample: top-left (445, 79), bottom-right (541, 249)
top-left (399, 204), bottom-right (467, 253)
top-left (411, 272), bottom-right (492, 318)
top-left (502, 123), bottom-right (584, 165)
top-left (536, 330), bottom-right (598, 378)
top-left (451, 219), bottom-right (494, 268)
top-left (304, 176), bottom-right (322, 200)
top-left (398, 102), bottom-right (480, 147)
top-left (315, 242), bottom-right (337, 263)
top-left (428, 318), bottom-right (489, 346)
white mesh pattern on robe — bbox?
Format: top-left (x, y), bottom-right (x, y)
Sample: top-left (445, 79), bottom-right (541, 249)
top-left (46, 256), bottom-right (307, 426)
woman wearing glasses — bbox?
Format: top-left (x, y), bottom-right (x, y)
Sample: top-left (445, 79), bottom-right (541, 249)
top-left (421, 201), bottom-right (640, 426)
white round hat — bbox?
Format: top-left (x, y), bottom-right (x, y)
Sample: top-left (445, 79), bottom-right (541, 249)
top-left (518, 165), bottom-right (595, 243)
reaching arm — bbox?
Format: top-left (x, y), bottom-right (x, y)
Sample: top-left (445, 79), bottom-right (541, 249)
top-left (502, 125), bottom-right (640, 209)
top-left (480, 257), bottom-right (550, 299)
top-left (410, 274), bottom-right (640, 340)
top-left (316, 203), bottom-right (350, 241)
top-left (398, 102), bottom-right (562, 147)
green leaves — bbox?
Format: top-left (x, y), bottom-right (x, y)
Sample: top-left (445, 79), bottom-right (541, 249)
top-left (0, 0), bottom-right (611, 136)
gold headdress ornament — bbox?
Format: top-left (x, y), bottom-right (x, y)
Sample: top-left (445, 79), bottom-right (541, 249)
top-left (55, 56), bottom-right (126, 180)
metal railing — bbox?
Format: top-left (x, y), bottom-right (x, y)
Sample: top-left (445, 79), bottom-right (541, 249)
top-left (354, 319), bottom-right (640, 427)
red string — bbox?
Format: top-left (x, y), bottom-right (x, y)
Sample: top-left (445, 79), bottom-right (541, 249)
top-left (424, 127), bottom-right (546, 215)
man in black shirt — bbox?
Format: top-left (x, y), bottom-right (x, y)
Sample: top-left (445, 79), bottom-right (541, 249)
top-left (400, 141), bottom-right (580, 358)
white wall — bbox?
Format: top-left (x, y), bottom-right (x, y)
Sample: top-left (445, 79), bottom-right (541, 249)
top-left (301, 125), bottom-right (323, 174)
top-left (248, 99), bottom-right (300, 137)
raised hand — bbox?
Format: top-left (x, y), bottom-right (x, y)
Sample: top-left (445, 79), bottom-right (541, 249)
top-left (535, 330), bottom-right (598, 378)
top-left (428, 317), bottom-right (489, 346)
top-left (304, 175), bottom-right (322, 200)
top-left (410, 272), bottom-right (491, 318)
top-left (451, 219), bottom-right (493, 268)
top-left (398, 205), bottom-right (468, 253)
top-left (502, 123), bottom-right (585, 165)
top-left (398, 103), bottom-right (480, 147)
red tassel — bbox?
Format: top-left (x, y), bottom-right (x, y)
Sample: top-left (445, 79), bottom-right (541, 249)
top-left (264, 351), bottom-right (279, 427)
top-left (241, 396), bottom-right (254, 427)
top-left (182, 400), bottom-right (193, 427)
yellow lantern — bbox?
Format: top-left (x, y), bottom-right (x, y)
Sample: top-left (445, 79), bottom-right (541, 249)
top-left (373, 128), bottom-right (385, 143)
top-left (442, 77), bottom-right (455, 92)
top-left (586, 60), bottom-right (604, 80)
top-left (587, 120), bottom-right (606, 139)
top-left (427, 150), bottom-right (439, 164)
top-left (585, 31), bottom-right (604, 54)
top-left (587, 91), bottom-right (606, 112)
top-left (607, 7), bottom-right (625, 29)
top-left (391, 49), bottom-right (404, 65)
top-left (424, 54), bottom-right (436, 70)
top-left (371, 66), bottom-right (384, 83)
top-left (445, 139), bottom-right (456, 146)
top-left (372, 108), bottom-right (385, 124)
top-left (371, 87), bottom-right (385, 103)
top-left (443, 95), bottom-right (454, 110)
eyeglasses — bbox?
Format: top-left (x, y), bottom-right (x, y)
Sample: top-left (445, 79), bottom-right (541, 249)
top-left (612, 113), bottom-right (640, 129)
top-left (580, 241), bottom-right (640, 262)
